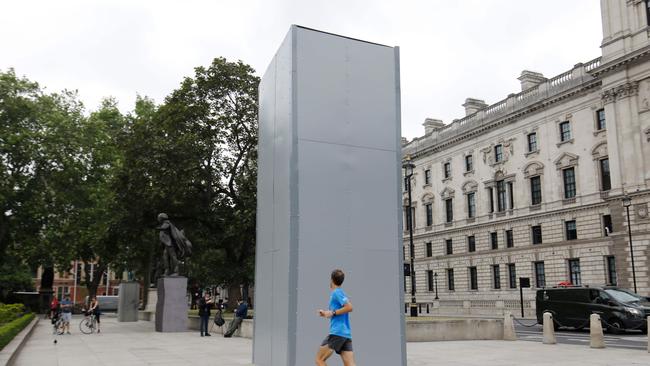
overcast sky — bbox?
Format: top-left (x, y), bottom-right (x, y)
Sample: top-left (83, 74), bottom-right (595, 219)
top-left (0, 0), bottom-right (602, 139)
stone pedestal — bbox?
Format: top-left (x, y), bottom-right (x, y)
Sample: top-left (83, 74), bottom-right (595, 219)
top-left (155, 276), bottom-right (188, 332)
top-left (117, 282), bottom-right (140, 322)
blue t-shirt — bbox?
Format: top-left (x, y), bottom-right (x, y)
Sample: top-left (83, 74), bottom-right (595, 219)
top-left (61, 300), bottom-right (72, 313)
top-left (329, 288), bottom-right (351, 339)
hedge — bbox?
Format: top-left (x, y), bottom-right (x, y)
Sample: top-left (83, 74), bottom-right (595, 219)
top-left (0, 304), bottom-right (26, 325)
top-left (0, 313), bottom-right (35, 351)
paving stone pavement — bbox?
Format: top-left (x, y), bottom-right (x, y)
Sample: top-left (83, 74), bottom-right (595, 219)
top-left (13, 316), bottom-right (650, 365)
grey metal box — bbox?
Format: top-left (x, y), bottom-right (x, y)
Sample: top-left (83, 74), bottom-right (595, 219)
top-left (254, 25), bottom-right (406, 366)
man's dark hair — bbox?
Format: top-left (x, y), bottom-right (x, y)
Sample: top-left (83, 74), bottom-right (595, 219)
top-left (331, 269), bottom-right (345, 286)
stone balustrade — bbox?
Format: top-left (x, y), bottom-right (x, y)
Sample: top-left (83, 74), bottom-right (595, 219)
top-left (403, 56), bottom-right (602, 155)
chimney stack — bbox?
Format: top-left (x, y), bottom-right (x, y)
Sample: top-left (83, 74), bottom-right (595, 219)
top-left (422, 118), bottom-right (445, 135)
top-left (462, 98), bottom-right (487, 116)
top-left (517, 70), bottom-right (546, 91)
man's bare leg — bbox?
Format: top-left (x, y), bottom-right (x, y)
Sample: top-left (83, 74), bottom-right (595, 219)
top-left (341, 351), bottom-right (356, 366)
top-left (315, 345), bottom-right (334, 366)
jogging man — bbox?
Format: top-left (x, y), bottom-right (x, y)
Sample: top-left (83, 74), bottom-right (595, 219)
top-left (316, 269), bottom-right (356, 366)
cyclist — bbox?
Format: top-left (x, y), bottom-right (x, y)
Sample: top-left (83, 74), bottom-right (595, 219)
top-left (89, 296), bottom-right (101, 333)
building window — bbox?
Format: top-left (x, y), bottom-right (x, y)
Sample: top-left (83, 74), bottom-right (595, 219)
top-left (494, 145), bottom-right (503, 162)
top-left (603, 214), bottom-right (613, 236)
top-left (600, 158), bottom-right (611, 191)
top-left (606, 256), bottom-right (617, 286)
top-left (425, 203), bottom-right (433, 226)
top-left (559, 121), bottom-right (571, 142)
top-left (508, 182), bottom-right (514, 209)
top-left (569, 259), bottom-right (581, 285)
top-left (530, 176), bottom-right (542, 205)
top-left (447, 268), bottom-right (455, 291)
top-left (468, 235), bottom-right (476, 252)
top-left (563, 167), bottom-right (576, 199)
top-left (465, 155), bottom-right (473, 172)
top-left (506, 230), bottom-right (514, 248)
top-left (532, 225), bottom-right (543, 245)
top-left (596, 109), bottom-right (606, 130)
top-left (565, 220), bottom-right (577, 240)
top-left (534, 261), bottom-right (546, 288)
top-left (427, 270), bottom-right (434, 292)
top-left (490, 232), bottom-right (498, 250)
top-left (488, 187), bottom-right (494, 213)
top-left (445, 198), bottom-right (453, 223)
top-left (469, 266), bottom-right (478, 290)
top-left (646, 0), bottom-right (650, 26)
top-left (496, 180), bottom-right (506, 212)
top-left (445, 239), bottom-right (453, 255)
top-left (405, 207), bottom-right (415, 230)
top-left (426, 242), bottom-right (432, 257)
top-left (508, 263), bottom-right (517, 289)
top-left (444, 162), bottom-right (451, 179)
top-left (425, 169), bottom-right (431, 185)
top-left (527, 133), bottom-right (537, 152)
top-left (492, 265), bottom-right (501, 289)
top-left (404, 176), bottom-right (409, 192)
top-left (467, 192), bottom-right (476, 218)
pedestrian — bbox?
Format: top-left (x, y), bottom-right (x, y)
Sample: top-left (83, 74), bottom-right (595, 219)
top-left (223, 299), bottom-right (248, 338)
top-left (89, 296), bottom-right (101, 333)
top-left (315, 269), bottom-right (355, 366)
top-left (60, 295), bottom-right (73, 335)
top-left (49, 296), bottom-right (59, 319)
top-left (198, 293), bottom-right (213, 337)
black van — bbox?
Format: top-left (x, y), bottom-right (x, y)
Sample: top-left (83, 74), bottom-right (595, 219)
top-left (536, 287), bottom-right (649, 333)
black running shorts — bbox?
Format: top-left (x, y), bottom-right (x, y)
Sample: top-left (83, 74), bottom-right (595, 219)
top-left (321, 335), bottom-right (353, 354)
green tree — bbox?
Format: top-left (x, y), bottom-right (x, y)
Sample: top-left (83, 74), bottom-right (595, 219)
top-left (113, 58), bottom-right (259, 301)
top-left (0, 69), bottom-right (126, 299)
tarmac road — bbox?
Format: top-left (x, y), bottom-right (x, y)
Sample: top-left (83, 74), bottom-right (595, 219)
top-left (514, 321), bottom-right (648, 351)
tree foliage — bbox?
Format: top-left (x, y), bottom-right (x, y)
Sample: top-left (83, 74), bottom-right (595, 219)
top-left (1, 57), bottom-right (260, 300)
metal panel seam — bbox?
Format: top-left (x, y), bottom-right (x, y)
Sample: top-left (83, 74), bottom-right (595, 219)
top-left (394, 46), bottom-right (408, 365)
top-left (287, 24), bottom-right (299, 366)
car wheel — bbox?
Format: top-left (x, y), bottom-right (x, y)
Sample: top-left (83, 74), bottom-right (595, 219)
top-left (606, 318), bottom-right (624, 334)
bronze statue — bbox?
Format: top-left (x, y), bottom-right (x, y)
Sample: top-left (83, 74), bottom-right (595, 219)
top-left (156, 213), bottom-right (193, 276)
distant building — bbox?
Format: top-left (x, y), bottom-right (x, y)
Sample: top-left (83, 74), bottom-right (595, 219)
top-left (33, 261), bottom-right (122, 304)
top-left (402, 0), bottom-right (650, 316)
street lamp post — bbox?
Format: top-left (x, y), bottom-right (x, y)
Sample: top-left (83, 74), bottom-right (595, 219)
top-left (433, 272), bottom-right (439, 300)
top-left (403, 156), bottom-right (417, 317)
top-left (622, 195), bottom-right (638, 293)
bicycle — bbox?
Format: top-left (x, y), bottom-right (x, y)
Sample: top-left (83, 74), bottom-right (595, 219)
top-left (79, 312), bottom-right (97, 334)
top-left (52, 313), bottom-right (64, 335)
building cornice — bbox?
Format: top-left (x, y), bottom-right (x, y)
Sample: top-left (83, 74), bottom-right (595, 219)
top-left (591, 45), bottom-right (650, 77)
top-left (405, 79), bottom-right (601, 160)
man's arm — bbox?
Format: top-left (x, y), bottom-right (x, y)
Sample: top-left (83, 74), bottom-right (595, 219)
top-left (327, 301), bottom-right (352, 318)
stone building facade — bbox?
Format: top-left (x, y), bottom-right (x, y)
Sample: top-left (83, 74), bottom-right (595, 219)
top-left (401, 0), bottom-right (650, 317)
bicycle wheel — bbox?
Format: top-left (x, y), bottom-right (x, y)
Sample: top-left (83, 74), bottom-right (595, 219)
top-left (56, 320), bottom-right (65, 335)
top-left (79, 317), bottom-right (94, 334)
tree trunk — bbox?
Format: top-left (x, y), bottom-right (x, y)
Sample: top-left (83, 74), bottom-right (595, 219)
top-left (85, 263), bottom-right (106, 306)
top-left (227, 282), bottom-right (241, 310)
top-left (141, 256), bottom-right (152, 310)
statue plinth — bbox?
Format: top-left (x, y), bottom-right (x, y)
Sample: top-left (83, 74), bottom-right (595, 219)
top-left (155, 276), bottom-right (188, 332)
top-left (117, 282), bottom-right (140, 322)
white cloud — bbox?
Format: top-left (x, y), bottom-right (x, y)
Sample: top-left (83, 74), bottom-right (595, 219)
top-left (0, 0), bottom-right (602, 138)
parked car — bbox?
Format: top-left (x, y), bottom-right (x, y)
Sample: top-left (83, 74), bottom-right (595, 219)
top-left (536, 286), bottom-right (649, 334)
